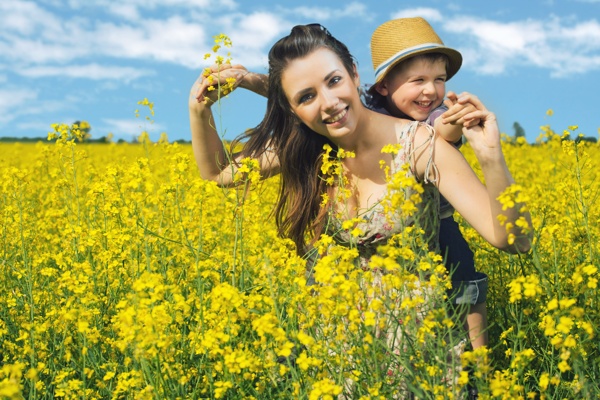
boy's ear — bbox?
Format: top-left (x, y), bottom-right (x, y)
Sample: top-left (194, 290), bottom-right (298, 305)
top-left (374, 80), bottom-right (389, 96)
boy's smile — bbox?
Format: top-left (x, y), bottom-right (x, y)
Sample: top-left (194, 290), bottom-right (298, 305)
top-left (376, 57), bottom-right (447, 122)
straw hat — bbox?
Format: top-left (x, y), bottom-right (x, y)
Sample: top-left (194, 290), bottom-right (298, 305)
top-left (370, 17), bottom-right (462, 84)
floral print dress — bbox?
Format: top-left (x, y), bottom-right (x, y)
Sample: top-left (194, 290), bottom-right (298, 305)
top-left (318, 121), bottom-right (466, 399)
top-left (327, 120), bottom-right (440, 268)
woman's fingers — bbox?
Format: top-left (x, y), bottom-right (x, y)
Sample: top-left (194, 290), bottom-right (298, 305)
top-left (194, 64), bottom-right (249, 102)
top-left (457, 93), bottom-right (488, 112)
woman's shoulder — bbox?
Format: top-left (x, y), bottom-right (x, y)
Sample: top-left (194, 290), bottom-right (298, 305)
top-left (366, 111), bottom-right (434, 148)
top-left (392, 119), bottom-right (432, 144)
top-left (411, 120), bottom-right (436, 141)
top-left (369, 111), bottom-right (417, 132)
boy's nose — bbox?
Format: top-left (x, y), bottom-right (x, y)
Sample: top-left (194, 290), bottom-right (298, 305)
top-left (422, 81), bottom-right (435, 95)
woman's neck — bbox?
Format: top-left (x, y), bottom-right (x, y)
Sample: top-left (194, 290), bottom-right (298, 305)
top-left (332, 108), bottom-right (394, 154)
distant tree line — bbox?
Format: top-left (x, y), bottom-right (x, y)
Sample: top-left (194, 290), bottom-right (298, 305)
top-left (510, 121), bottom-right (597, 144)
top-left (1, 120), bottom-right (192, 144)
top-left (0, 136), bottom-right (192, 144)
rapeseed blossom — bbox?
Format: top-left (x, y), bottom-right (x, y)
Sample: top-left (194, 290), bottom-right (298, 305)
top-left (1, 111), bottom-right (599, 398)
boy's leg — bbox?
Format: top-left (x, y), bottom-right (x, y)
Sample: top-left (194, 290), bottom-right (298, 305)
top-left (439, 216), bottom-right (489, 349)
top-left (467, 302), bottom-right (488, 349)
top-left (451, 275), bottom-right (489, 349)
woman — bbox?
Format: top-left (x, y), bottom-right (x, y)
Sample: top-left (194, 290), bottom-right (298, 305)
top-left (189, 24), bottom-right (532, 261)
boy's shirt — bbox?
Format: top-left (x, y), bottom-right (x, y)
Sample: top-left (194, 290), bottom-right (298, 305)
top-left (360, 84), bottom-right (391, 115)
top-left (360, 84), bottom-right (457, 218)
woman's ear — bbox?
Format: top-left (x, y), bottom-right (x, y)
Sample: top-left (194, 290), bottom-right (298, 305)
top-left (352, 64), bottom-right (360, 87)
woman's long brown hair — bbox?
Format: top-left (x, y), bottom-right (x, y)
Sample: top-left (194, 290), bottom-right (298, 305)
top-left (232, 24), bottom-right (357, 255)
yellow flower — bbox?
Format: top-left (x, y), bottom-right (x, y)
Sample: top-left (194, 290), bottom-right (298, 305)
top-left (309, 378), bottom-right (343, 400)
top-left (557, 360), bottom-right (571, 373)
top-left (539, 372), bottom-right (550, 390)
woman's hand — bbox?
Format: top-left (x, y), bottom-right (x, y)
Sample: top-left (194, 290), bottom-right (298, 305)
top-left (442, 91), bottom-right (483, 128)
top-left (454, 94), bottom-right (504, 164)
top-left (191, 63), bottom-right (250, 107)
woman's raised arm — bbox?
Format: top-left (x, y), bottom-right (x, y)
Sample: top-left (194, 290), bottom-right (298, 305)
top-left (188, 66), bottom-right (278, 186)
top-left (413, 97), bottom-right (532, 254)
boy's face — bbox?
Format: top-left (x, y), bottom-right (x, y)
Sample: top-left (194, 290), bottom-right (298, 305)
top-left (375, 57), bottom-right (447, 121)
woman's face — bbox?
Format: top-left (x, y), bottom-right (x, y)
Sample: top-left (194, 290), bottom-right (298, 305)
top-left (281, 48), bottom-right (361, 142)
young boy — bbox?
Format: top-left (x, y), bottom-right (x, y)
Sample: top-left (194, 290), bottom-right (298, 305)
top-left (365, 17), bottom-right (489, 350)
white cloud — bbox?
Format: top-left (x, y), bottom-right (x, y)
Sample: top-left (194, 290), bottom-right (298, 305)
top-left (15, 120), bottom-right (57, 136)
top-left (19, 64), bottom-right (154, 82)
top-left (106, 3), bottom-right (140, 21)
top-left (280, 2), bottom-right (373, 22)
top-left (448, 18), bottom-right (544, 58)
top-left (212, 12), bottom-right (289, 67)
top-left (341, 3), bottom-right (371, 19)
top-left (0, 88), bottom-right (38, 125)
top-left (101, 118), bottom-right (166, 140)
top-left (442, 16), bottom-right (600, 77)
top-left (390, 7), bottom-right (443, 22)
top-left (0, 2), bottom-right (92, 64)
top-left (0, 85), bottom-right (84, 137)
top-left (68, 0), bottom-right (238, 14)
top-left (124, 0), bottom-right (237, 9)
top-left (0, 1), bottom-right (279, 75)
top-left (378, 7), bottom-right (600, 78)
top-left (0, 1), bottom-right (373, 81)
top-left (88, 12), bottom-right (285, 69)
top-left (0, 1), bottom-right (214, 75)
top-left (0, 1), bottom-right (58, 36)
top-left (562, 20), bottom-right (600, 41)
top-left (2, 0), bottom-right (599, 84)
top-left (93, 16), bottom-right (209, 68)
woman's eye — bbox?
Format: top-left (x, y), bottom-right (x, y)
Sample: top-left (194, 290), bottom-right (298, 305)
top-left (299, 94), bottom-right (314, 104)
top-left (329, 76), bottom-right (342, 86)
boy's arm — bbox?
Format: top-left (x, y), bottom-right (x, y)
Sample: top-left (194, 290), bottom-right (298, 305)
top-left (433, 111), bottom-right (464, 145)
top-left (428, 103), bottom-right (463, 145)
top-left (434, 91), bottom-right (483, 144)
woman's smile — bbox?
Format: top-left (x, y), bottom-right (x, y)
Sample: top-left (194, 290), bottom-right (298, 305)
top-left (323, 106), bottom-right (349, 124)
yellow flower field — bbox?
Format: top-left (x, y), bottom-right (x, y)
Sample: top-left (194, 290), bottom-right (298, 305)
top-left (0, 120), bottom-right (598, 399)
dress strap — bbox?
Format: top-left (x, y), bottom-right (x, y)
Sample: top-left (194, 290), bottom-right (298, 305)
top-left (406, 121), bottom-right (439, 185)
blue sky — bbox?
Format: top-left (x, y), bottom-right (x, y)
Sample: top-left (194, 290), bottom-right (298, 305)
top-left (1, 0), bottom-right (599, 143)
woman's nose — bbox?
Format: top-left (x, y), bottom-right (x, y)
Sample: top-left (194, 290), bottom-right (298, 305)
top-left (321, 90), bottom-right (339, 110)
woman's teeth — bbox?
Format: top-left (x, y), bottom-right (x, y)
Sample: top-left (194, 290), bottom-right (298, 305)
top-left (325, 108), bottom-right (347, 123)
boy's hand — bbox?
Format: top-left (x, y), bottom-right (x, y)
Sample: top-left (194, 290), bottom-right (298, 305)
top-left (441, 91), bottom-right (482, 128)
